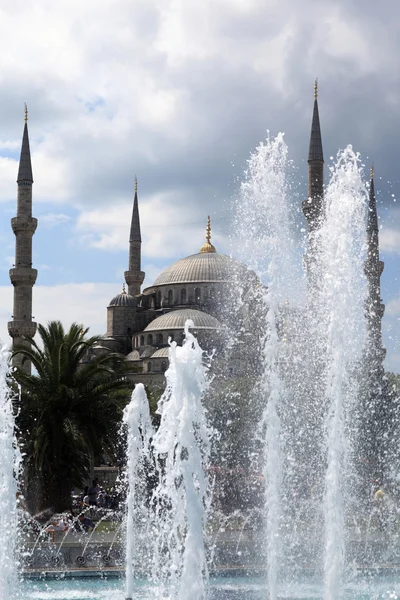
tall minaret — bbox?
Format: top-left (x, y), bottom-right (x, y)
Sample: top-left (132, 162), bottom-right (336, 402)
top-left (365, 165), bottom-right (386, 367)
top-left (124, 177), bottom-right (145, 296)
top-left (302, 79), bottom-right (324, 231)
top-left (359, 166), bottom-right (387, 481)
top-left (8, 105), bottom-right (38, 373)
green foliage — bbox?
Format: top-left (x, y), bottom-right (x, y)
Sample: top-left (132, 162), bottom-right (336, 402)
top-left (12, 320), bottom-right (133, 511)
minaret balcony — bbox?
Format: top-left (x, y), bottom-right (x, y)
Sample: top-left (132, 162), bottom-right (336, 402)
top-left (124, 270), bottom-right (145, 286)
top-left (9, 267), bottom-right (38, 286)
top-left (11, 217), bottom-right (37, 236)
top-left (8, 320), bottom-right (37, 339)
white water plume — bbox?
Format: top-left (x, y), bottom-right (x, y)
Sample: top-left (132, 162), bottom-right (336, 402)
top-left (0, 348), bottom-right (21, 599)
top-left (316, 147), bottom-right (368, 600)
top-left (151, 321), bottom-right (212, 600)
top-left (236, 133), bottom-right (298, 600)
top-left (123, 383), bottom-right (154, 600)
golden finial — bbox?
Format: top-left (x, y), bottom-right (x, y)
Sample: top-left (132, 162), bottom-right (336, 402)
top-left (314, 79), bottom-right (318, 100)
top-left (122, 283), bottom-right (126, 294)
top-left (370, 164), bottom-right (374, 180)
top-left (134, 176), bottom-right (138, 194)
top-left (24, 103), bottom-right (28, 123)
top-left (206, 215), bottom-right (211, 243)
top-left (200, 215), bottom-right (216, 253)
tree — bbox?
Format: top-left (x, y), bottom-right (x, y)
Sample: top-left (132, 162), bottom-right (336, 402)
top-left (12, 321), bottom-right (133, 512)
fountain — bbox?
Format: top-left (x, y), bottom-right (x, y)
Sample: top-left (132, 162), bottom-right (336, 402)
top-left (4, 133), bottom-right (399, 600)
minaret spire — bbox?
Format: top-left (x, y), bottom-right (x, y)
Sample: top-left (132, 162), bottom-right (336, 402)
top-left (124, 177), bottom-right (145, 296)
top-left (8, 107), bottom-right (38, 373)
top-left (361, 166), bottom-right (387, 480)
top-left (303, 79), bottom-right (324, 230)
top-left (365, 165), bottom-right (385, 348)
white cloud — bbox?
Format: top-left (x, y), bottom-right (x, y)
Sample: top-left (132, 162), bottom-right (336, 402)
top-left (0, 282), bottom-right (117, 348)
top-left (380, 227), bottom-right (400, 254)
top-left (40, 212), bottom-right (72, 227)
top-left (74, 188), bottom-right (228, 260)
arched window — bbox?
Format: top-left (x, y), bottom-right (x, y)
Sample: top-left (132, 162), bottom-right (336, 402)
top-left (140, 335), bottom-right (144, 346)
top-left (169, 333), bottom-right (174, 342)
top-left (168, 289), bottom-right (173, 305)
top-left (157, 333), bottom-right (163, 345)
top-left (156, 291), bottom-right (161, 306)
top-left (195, 288), bottom-right (201, 302)
top-left (181, 288), bottom-right (187, 304)
top-left (147, 362), bottom-right (152, 372)
top-left (127, 327), bottom-right (132, 336)
top-left (161, 361), bottom-right (167, 372)
top-left (147, 334), bottom-right (153, 345)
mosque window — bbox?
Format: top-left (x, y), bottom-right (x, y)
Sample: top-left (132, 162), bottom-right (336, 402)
top-left (148, 362), bottom-right (152, 372)
top-left (181, 288), bottom-right (187, 304)
top-left (127, 327), bottom-right (132, 336)
top-left (157, 333), bottom-right (163, 345)
top-left (156, 291), bottom-right (161, 306)
top-left (168, 290), bottom-right (173, 305)
top-left (195, 288), bottom-right (201, 302)
top-left (161, 361), bottom-right (167, 372)
top-left (169, 333), bottom-right (174, 342)
top-left (140, 335), bottom-right (144, 346)
top-left (147, 334), bottom-right (153, 345)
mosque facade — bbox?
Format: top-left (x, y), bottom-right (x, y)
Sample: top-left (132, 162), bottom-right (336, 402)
top-left (8, 86), bottom-right (386, 397)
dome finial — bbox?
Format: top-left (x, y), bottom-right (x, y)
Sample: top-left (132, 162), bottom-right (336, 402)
top-left (122, 283), bottom-right (126, 294)
top-left (314, 78), bottom-right (318, 100)
top-left (24, 103), bottom-right (28, 122)
top-left (370, 163), bottom-right (374, 180)
top-left (200, 215), bottom-right (216, 253)
top-left (134, 175), bottom-right (138, 193)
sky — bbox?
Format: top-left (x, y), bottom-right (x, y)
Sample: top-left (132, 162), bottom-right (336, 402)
top-left (0, 0), bottom-right (400, 371)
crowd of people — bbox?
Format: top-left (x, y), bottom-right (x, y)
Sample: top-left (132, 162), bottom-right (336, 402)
top-left (72, 478), bottom-right (121, 511)
top-left (19, 477), bottom-right (122, 542)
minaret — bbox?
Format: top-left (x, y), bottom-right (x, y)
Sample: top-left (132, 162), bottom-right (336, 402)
top-left (358, 166), bottom-right (387, 481)
top-left (302, 79), bottom-right (324, 231)
top-left (365, 165), bottom-right (385, 365)
top-left (124, 177), bottom-right (145, 296)
top-left (8, 105), bottom-right (38, 373)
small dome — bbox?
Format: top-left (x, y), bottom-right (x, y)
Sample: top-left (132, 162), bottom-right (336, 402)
top-left (151, 347), bottom-right (169, 358)
top-left (108, 292), bottom-right (136, 307)
top-left (144, 309), bottom-right (221, 332)
top-left (126, 350), bottom-right (140, 361)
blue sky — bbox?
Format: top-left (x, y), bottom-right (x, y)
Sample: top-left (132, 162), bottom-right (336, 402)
top-left (0, 0), bottom-right (399, 371)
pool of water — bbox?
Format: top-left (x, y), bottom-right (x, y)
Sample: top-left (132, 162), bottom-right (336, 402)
top-left (17, 576), bottom-right (400, 600)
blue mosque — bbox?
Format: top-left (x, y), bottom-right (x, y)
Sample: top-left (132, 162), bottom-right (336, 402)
top-left (7, 86), bottom-right (386, 398)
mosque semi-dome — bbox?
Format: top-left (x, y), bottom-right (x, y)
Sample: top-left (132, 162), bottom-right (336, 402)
top-left (144, 309), bottom-right (221, 332)
top-left (126, 350), bottom-right (141, 361)
top-left (151, 347), bottom-right (169, 358)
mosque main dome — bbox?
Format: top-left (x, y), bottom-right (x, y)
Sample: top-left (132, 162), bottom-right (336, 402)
top-left (152, 252), bottom-right (239, 287)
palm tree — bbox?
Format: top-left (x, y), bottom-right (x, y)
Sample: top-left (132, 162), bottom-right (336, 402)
top-left (12, 321), bottom-right (133, 512)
